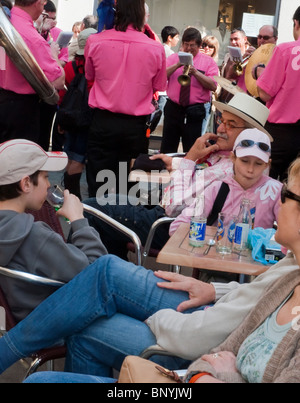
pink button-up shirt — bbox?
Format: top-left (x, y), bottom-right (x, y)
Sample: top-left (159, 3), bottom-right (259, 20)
top-left (257, 38), bottom-right (300, 124)
top-left (85, 26), bottom-right (167, 116)
top-left (166, 52), bottom-right (219, 105)
top-left (0, 7), bottom-right (63, 95)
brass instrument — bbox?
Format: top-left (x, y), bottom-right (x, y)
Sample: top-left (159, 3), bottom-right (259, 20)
top-left (233, 55), bottom-right (251, 76)
top-left (245, 43), bottom-right (276, 97)
top-left (0, 6), bottom-right (59, 105)
top-left (178, 65), bottom-right (191, 86)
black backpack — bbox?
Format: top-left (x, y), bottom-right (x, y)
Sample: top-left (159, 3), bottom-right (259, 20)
top-left (56, 61), bottom-right (93, 132)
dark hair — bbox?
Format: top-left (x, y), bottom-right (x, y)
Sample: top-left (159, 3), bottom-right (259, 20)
top-left (182, 27), bottom-right (202, 46)
top-left (161, 26), bottom-right (179, 43)
top-left (15, 0), bottom-right (37, 6)
top-left (231, 28), bottom-right (246, 36)
top-left (0, 0), bottom-right (12, 9)
top-left (44, 0), bottom-right (56, 13)
top-left (293, 6), bottom-right (300, 22)
top-left (115, 0), bottom-right (145, 32)
top-left (0, 171), bottom-right (40, 201)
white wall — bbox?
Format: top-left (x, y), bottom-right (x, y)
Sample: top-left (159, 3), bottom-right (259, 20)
top-left (147, 0), bottom-right (220, 41)
top-left (277, 0), bottom-right (298, 44)
top-left (56, 0), bottom-right (97, 32)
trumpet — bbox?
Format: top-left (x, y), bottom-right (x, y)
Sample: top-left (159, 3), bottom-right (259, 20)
top-left (233, 55), bottom-right (251, 76)
top-left (178, 65), bottom-right (191, 86)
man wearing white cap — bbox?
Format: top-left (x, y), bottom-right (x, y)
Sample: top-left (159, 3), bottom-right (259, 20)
top-left (0, 140), bottom-right (107, 321)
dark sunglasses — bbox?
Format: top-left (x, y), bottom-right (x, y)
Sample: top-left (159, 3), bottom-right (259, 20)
top-left (202, 42), bottom-right (214, 49)
top-left (281, 184), bottom-right (300, 204)
top-left (257, 35), bottom-right (274, 40)
top-left (236, 139), bottom-right (271, 153)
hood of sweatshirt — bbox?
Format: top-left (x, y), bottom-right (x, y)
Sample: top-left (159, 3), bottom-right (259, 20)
top-left (0, 210), bottom-right (34, 267)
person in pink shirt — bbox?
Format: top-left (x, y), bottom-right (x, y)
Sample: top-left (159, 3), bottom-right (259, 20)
top-left (161, 27), bottom-right (219, 154)
top-left (84, 0), bottom-right (167, 198)
top-left (0, 0), bottom-right (64, 144)
top-left (170, 128), bottom-right (282, 236)
top-left (257, 6), bottom-right (300, 182)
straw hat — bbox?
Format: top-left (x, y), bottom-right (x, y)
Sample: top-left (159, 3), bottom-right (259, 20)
top-left (213, 93), bottom-right (272, 140)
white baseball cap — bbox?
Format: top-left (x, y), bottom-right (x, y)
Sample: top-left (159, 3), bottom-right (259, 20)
top-left (233, 129), bottom-right (271, 163)
top-left (0, 140), bottom-right (68, 186)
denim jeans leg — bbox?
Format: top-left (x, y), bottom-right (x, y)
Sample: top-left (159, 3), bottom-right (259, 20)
top-left (65, 313), bottom-right (190, 377)
top-left (0, 255), bottom-right (190, 374)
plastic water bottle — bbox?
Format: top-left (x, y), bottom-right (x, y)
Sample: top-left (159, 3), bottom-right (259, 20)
top-left (234, 199), bottom-right (251, 252)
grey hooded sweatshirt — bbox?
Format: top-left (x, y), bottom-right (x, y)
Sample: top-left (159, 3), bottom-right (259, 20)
top-left (0, 210), bottom-right (107, 322)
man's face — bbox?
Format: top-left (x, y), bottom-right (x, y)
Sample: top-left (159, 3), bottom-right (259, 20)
top-left (230, 31), bottom-right (247, 54)
top-left (257, 26), bottom-right (277, 47)
top-left (182, 40), bottom-right (200, 58)
top-left (216, 111), bottom-right (248, 151)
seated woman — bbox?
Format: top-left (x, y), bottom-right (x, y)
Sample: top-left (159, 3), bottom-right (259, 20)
top-left (170, 128), bottom-right (282, 235)
top-left (185, 157), bottom-right (300, 383)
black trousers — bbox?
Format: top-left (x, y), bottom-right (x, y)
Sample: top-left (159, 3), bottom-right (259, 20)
top-left (266, 120), bottom-right (300, 181)
top-left (0, 89), bottom-right (40, 143)
top-left (86, 109), bottom-right (149, 198)
top-left (160, 99), bottom-right (205, 154)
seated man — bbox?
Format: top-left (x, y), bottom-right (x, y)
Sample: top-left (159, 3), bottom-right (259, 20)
top-left (84, 93), bottom-right (271, 259)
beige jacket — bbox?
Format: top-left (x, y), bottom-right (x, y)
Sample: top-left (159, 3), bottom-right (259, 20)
top-left (186, 270), bottom-right (300, 383)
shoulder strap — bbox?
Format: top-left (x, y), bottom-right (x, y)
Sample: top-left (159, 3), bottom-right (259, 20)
top-left (207, 182), bottom-right (230, 226)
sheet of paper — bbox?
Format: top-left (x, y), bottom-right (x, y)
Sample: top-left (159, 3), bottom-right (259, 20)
top-left (178, 51), bottom-right (193, 66)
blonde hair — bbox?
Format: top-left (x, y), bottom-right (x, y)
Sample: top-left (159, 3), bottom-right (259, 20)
top-left (288, 158), bottom-right (300, 189)
top-left (202, 35), bottom-right (220, 62)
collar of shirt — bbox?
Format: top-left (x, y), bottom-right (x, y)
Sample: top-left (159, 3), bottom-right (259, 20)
top-left (11, 6), bottom-right (34, 27)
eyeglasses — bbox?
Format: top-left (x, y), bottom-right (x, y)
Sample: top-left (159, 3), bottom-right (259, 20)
top-left (236, 139), bottom-right (271, 153)
top-left (216, 117), bottom-right (246, 130)
top-left (202, 42), bottom-right (215, 49)
top-left (257, 35), bottom-right (274, 40)
top-left (281, 184), bottom-right (300, 204)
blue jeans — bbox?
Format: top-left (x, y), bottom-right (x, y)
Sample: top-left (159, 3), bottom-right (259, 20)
top-left (24, 372), bottom-right (116, 383)
top-left (0, 255), bottom-right (193, 377)
top-left (83, 196), bottom-right (169, 260)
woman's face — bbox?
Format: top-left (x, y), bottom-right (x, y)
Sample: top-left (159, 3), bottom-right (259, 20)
top-left (275, 181), bottom-right (300, 253)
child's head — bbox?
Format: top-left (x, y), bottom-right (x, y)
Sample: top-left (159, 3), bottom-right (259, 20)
top-left (0, 140), bottom-right (67, 203)
top-left (232, 129), bottom-right (271, 189)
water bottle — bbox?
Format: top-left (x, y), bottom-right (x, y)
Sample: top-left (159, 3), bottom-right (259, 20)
top-left (234, 199), bottom-right (251, 252)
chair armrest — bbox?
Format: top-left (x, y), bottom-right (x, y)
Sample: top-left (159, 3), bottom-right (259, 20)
top-left (83, 203), bottom-right (142, 266)
top-left (140, 344), bottom-right (174, 359)
top-left (0, 266), bottom-right (65, 287)
top-left (142, 217), bottom-right (175, 265)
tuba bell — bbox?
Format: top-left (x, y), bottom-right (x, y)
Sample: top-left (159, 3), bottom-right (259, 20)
top-left (178, 65), bottom-right (191, 86)
top-left (0, 6), bottom-right (59, 105)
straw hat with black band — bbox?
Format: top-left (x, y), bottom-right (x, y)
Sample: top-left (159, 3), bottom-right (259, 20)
top-left (213, 92), bottom-right (272, 141)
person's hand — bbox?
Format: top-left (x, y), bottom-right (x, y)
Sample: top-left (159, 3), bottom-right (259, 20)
top-left (154, 271), bottom-right (216, 312)
top-left (201, 351), bottom-right (238, 374)
top-left (150, 154), bottom-right (173, 172)
top-left (50, 41), bottom-right (60, 59)
top-left (57, 190), bottom-right (84, 222)
top-left (185, 133), bottom-right (219, 162)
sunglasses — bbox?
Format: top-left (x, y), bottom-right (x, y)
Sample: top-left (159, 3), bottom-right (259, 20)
top-left (281, 184), bottom-right (300, 204)
top-left (257, 35), bottom-right (274, 40)
top-left (202, 43), bottom-right (215, 49)
top-left (236, 139), bottom-right (271, 153)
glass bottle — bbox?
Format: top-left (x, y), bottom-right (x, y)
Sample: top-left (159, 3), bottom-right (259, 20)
top-left (233, 199), bottom-right (252, 252)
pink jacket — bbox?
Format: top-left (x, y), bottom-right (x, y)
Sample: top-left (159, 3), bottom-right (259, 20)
top-left (170, 174), bottom-right (282, 236)
top-left (162, 152), bottom-right (233, 217)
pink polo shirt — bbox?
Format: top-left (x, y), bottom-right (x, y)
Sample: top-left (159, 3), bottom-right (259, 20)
top-left (0, 7), bottom-right (63, 95)
top-left (85, 26), bottom-right (167, 116)
top-left (166, 52), bottom-right (219, 105)
top-left (257, 38), bottom-right (300, 124)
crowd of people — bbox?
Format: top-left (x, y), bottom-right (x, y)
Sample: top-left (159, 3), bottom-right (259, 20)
top-left (0, 0), bottom-right (300, 384)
